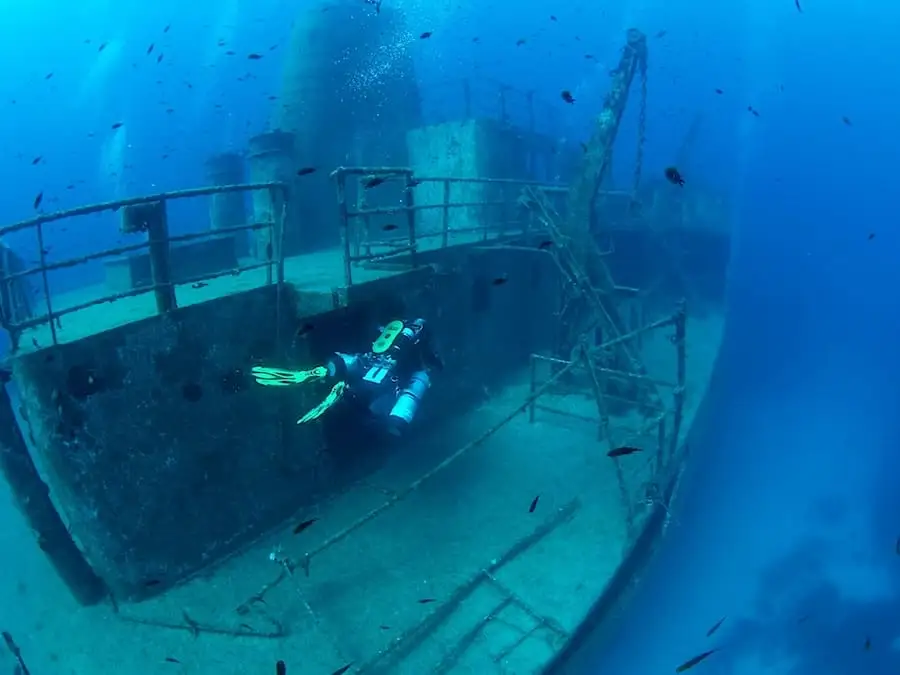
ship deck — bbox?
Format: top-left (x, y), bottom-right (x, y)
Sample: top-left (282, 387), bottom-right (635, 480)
top-left (0, 312), bottom-right (725, 675)
top-left (18, 230), bottom-right (497, 353)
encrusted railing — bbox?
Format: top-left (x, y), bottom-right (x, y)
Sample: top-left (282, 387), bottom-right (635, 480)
top-left (0, 182), bottom-right (287, 351)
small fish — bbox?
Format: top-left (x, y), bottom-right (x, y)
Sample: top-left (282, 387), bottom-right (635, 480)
top-left (181, 609), bottom-right (200, 638)
top-left (675, 649), bottom-right (717, 673)
top-left (248, 53), bottom-right (263, 60)
top-left (560, 90), bottom-right (575, 104)
top-left (276, 660), bottom-right (287, 675)
top-left (516, 38), bottom-right (526, 46)
top-left (841, 116), bottom-right (852, 126)
top-left (111, 121), bottom-right (124, 129)
top-left (714, 88), bottom-right (723, 94)
top-left (529, 495), bottom-right (540, 513)
top-left (747, 105), bottom-right (760, 117)
top-left (379, 624), bottom-right (391, 630)
top-left (164, 24), bottom-right (171, 33)
top-left (491, 275), bottom-right (508, 286)
top-left (165, 657), bottom-right (181, 664)
top-left (144, 578), bottom-right (162, 587)
top-left (655, 29), bottom-right (667, 38)
top-left (98, 42), bottom-right (108, 52)
top-left (418, 598), bottom-right (437, 604)
top-left (794, 0), bottom-right (802, 12)
top-left (293, 517), bottom-right (318, 534)
top-left (408, 178), bottom-right (422, 187)
top-left (664, 166), bottom-right (685, 186)
top-left (382, 223), bottom-right (398, 231)
top-left (363, 176), bottom-right (386, 189)
top-left (157, 53), bottom-right (164, 63)
top-left (419, 31), bottom-right (433, 39)
top-left (706, 616), bottom-right (726, 637)
top-left (864, 636), bottom-right (871, 650)
top-left (868, 232), bottom-right (875, 241)
top-left (147, 43), bottom-right (155, 55)
top-left (607, 446), bottom-right (642, 458)
top-left (33, 191), bottom-right (43, 209)
top-left (365, 0), bottom-right (383, 13)
top-left (331, 664), bottom-right (354, 675)
top-left (537, 240), bottom-right (553, 250)
top-left (191, 282), bottom-right (208, 289)
top-left (45, 72), bottom-right (53, 80)
top-left (296, 167), bottom-right (317, 176)
top-left (296, 322), bottom-right (315, 338)
top-left (31, 156), bottom-right (41, 165)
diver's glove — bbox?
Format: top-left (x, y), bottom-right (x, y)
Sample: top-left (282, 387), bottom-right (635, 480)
top-left (251, 365), bottom-right (327, 387)
top-left (297, 381), bottom-right (347, 424)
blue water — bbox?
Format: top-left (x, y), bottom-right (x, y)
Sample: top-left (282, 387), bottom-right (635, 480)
top-left (3, 1), bottom-right (898, 673)
top-left (550, 0), bottom-right (900, 666)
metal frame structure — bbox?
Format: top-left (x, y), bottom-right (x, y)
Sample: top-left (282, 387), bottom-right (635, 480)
top-left (330, 166), bottom-right (563, 285)
top-left (0, 182), bottom-right (288, 352)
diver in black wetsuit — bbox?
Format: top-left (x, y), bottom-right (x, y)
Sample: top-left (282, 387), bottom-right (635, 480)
top-left (252, 318), bottom-right (442, 436)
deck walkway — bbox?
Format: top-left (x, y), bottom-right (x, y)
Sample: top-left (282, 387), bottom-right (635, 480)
top-left (18, 229), bottom-right (500, 353)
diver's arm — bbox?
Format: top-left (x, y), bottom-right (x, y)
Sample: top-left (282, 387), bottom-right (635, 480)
top-left (410, 319), bottom-right (444, 372)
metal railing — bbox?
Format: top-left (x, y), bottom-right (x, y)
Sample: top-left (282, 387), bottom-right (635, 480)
top-left (0, 182), bottom-right (288, 352)
top-left (330, 166), bottom-right (569, 286)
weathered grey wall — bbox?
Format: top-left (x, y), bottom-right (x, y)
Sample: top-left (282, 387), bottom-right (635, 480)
top-left (8, 243), bottom-right (560, 602)
top-left (10, 285), bottom-right (323, 599)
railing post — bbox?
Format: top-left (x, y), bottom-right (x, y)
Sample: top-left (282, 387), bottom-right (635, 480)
top-left (333, 170), bottom-right (353, 286)
top-left (146, 202), bottom-right (177, 314)
top-left (403, 172), bottom-right (417, 268)
top-left (0, 244), bottom-right (22, 351)
top-left (441, 180), bottom-right (450, 248)
top-left (272, 187), bottom-right (287, 287)
top-left (35, 221), bottom-right (58, 344)
top-left (499, 86), bottom-right (509, 124)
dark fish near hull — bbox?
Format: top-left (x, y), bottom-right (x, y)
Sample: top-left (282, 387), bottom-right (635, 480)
top-left (529, 495), bottom-right (540, 513)
top-left (607, 446), bottom-right (642, 458)
top-left (675, 648), bottom-right (717, 672)
top-left (293, 517), bottom-right (318, 535)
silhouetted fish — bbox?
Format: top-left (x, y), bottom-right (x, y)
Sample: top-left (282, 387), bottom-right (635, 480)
top-left (607, 446), bottom-right (642, 458)
top-left (706, 616), bottom-right (726, 637)
top-left (675, 649), bottom-right (717, 672)
top-left (293, 518), bottom-right (317, 535)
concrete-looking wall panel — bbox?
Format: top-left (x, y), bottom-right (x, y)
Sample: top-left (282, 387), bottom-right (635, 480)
top-left (11, 286), bottom-right (321, 598)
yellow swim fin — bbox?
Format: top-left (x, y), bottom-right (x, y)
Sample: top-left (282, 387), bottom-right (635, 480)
top-left (297, 381), bottom-right (347, 424)
top-left (252, 365), bottom-right (327, 387)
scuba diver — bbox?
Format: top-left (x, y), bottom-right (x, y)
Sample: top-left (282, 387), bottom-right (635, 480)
top-left (252, 318), bottom-right (442, 436)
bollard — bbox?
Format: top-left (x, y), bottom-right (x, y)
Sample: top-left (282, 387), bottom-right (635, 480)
top-left (121, 201), bottom-right (176, 314)
top-left (247, 131), bottom-right (294, 262)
